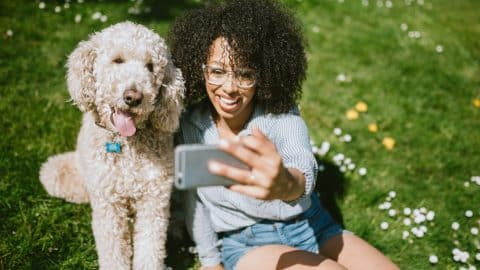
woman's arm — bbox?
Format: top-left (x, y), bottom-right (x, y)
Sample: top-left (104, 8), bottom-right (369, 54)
top-left (207, 114), bottom-right (317, 201)
top-left (185, 190), bottom-right (222, 267)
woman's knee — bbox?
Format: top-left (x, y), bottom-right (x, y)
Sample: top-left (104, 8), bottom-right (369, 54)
top-left (320, 234), bottom-right (399, 270)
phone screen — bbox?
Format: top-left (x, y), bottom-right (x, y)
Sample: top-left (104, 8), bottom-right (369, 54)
top-left (174, 144), bottom-right (250, 189)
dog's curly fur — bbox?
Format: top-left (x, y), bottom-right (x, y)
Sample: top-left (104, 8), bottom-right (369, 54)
top-left (39, 21), bottom-right (184, 269)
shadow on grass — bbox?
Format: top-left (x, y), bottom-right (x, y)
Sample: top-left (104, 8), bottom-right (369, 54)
top-left (165, 190), bottom-right (196, 268)
top-left (166, 229), bottom-right (196, 269)
top-left (314, 157), bottom-right (347, 229)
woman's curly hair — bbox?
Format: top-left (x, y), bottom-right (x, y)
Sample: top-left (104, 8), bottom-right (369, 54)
top-left (167, 0), bottom-right (307, 114)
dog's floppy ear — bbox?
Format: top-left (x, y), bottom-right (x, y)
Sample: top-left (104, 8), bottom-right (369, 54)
top-left (152, 61), bottom-right (185, 133)
top-left (66, 37), bottom-right (98, 112)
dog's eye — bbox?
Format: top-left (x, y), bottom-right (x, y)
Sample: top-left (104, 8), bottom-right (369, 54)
top-left (146, 63), bottom-right (154, 72)
top-left (113, 57), bottom-right (124, 64)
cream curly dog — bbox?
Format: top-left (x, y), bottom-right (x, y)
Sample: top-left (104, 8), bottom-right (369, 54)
top-left (39, 21), bottom-right (184, 269)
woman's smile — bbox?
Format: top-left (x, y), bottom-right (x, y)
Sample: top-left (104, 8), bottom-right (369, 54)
top-left (216, 95), bottom-right (241, 112)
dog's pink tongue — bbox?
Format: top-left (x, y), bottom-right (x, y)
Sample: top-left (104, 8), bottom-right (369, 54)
top-left (112, 110), bottom-right (136, 137)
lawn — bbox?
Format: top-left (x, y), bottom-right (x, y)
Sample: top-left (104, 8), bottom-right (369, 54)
top-left (1, 0), bottom-right (479, 269)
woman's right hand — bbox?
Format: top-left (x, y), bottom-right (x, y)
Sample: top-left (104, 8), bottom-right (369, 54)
top-left (200, 265), bottom-right (224, 270)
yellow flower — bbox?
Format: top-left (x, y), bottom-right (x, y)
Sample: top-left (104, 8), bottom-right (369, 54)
top-left (355, 101), bottom-right (368, 112)
top-left (382, 137), bottom-right (395, 150)
top-left (473, 98), bottom-right (480, 108)
top-left (346, 109), bottom-right (359, 120)
top-left (368, 123), bottom-right (378, 133)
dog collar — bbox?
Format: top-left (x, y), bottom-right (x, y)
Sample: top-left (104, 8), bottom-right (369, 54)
top-left (95, 117), bottom-right (123, 154)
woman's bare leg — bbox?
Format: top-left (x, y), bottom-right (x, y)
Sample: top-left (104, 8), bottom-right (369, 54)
top-left (319, 234), bottom-right (400, 270)
top-left (236, 244), bottom-right (347, 270)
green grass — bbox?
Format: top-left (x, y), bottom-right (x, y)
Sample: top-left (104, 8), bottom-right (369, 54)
top-left (1, 0), bottom-right (479, 269)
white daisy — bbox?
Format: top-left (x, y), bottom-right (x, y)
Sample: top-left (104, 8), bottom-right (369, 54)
top-left (92, 12), bottom-right (102, 20)
top-left (435, 45), bottom-right (444, 53)
top-left (333, 128), bottom-right (342, 136)
top-left (342, 134), bottom-right (352, 142)
top-left (412, 227), bottom-right (424, 238)
top-left (318, 164), bottom-right (325, 172)
top-left (426, 211), bottom-right (435, 221)
top-left (333, 153), bottom-right (345, 162)
top-left (317, 141), bottom-right (330, 156)
top-left (75, 14), bottom-right (82, 23)
top-left (380, 221), bottom-right (389, 230)
top-left (451, 222), bottom-right (460, 230)
top-left (414, 214), bottom-right (426, 224)
top-left (336, 73), bottom-right (346, 82)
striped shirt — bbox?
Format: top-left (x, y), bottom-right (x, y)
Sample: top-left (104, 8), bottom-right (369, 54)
top-left (176, 102), bottom-right (318, 266)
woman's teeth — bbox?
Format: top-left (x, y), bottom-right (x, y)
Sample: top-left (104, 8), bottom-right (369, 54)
top-left (219, 96), bottom-right (238, 105)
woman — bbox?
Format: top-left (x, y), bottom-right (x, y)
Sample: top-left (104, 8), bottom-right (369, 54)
top-left (168, 0), bottom-right (400, 269)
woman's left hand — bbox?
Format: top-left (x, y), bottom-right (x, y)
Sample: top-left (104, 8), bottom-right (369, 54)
top-left (207, 126), bottom-right (305, 201)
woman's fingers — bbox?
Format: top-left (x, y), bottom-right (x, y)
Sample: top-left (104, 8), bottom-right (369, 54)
top-left (240, 126), bottom-right (277, 156)
top-left (218, 139), bottom-right (271, 171)
top-left (208, 160), bottom-right (274, 188)
top-left (219, 126), bottom-right (281, 170)
top-left (207, 160), bottom-right (257, 185)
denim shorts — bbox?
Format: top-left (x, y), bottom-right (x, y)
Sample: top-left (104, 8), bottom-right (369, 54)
top-left (220, 193), bottom-right (346, 270)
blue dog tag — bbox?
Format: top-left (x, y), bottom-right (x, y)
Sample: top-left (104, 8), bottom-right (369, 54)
top-left (106, 142), bottom-right (121, 153)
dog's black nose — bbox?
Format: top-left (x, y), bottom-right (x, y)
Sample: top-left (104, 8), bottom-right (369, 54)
top-left (123, 89), bottom-right (143, 107)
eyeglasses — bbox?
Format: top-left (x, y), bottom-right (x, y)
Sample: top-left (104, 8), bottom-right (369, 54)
top-left (202, 64), bottom-right (256, 88)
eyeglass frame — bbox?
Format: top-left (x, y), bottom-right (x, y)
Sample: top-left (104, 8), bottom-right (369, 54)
top-left (202, 64), bottom-right (257, 89)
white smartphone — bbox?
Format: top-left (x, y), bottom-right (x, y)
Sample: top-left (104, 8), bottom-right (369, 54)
top-left (174, 144), bottom-right (250, 189)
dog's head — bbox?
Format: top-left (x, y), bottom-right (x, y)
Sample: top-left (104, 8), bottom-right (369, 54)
top-left (67, 21), bottom-right (184, 136)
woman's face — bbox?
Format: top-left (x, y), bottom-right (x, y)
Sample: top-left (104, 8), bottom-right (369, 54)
top-left (204, 37), bottom-right (256, 129)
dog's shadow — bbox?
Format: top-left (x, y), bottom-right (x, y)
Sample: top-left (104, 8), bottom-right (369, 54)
top-left (314, 157), bottom-right (347, 228)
